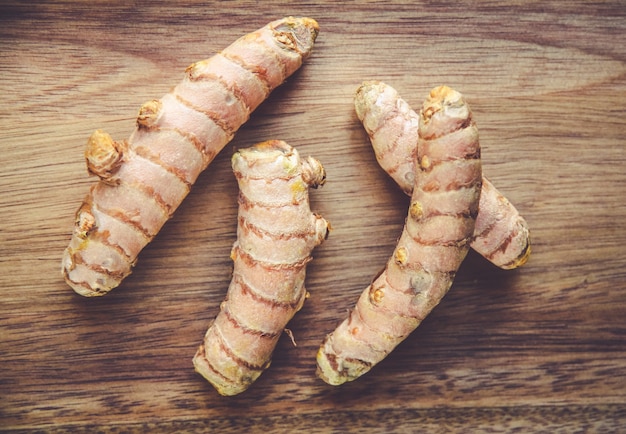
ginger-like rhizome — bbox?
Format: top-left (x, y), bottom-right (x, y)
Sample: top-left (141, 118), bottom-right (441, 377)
top-left (59, 14), bottom-right (533, 394)
top-left (354, 80), bottom-right (530, 270)
top-left (62, 17), bottom-right (320, 297)
top-left (193, 140), bottom-right (329, 396)
top-left (317, 86), bottom-right (483, 385)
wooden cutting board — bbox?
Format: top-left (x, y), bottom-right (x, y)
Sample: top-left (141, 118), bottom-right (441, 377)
top-left (1, 1), bottom-right (625, 431)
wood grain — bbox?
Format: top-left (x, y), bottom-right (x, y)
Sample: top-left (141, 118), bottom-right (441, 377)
top-left (1, 0), bottom-right (625, 431)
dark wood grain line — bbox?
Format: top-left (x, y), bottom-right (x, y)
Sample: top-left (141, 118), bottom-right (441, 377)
top-left (4, 405), bottom-right (624, 433)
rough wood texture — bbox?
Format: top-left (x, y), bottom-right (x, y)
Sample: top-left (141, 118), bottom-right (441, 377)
top-left (1, 0), bottom-right (625, 431)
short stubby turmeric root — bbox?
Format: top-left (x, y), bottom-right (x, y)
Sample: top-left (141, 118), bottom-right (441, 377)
top-left (61, 17), bottom-right (320, 296)
top-left (193, 140), bottom-right (329, 396)
top-left (354, 80), bottom-right (530, 269)
top-left (317, 85), bottom-right (482, 385)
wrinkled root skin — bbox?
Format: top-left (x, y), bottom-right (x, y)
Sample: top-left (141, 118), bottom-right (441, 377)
top-left (354, 80), bottom-right (530, 270)
top-left (62, 17), bottom-right (320, 296)
top-left (317, 86), bottom-right (482, 385)
top-left (194, 140), bottom-right (329, 396)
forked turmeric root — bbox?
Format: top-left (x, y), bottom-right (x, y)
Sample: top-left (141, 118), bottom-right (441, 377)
top-left (354, 80), bottom-right (530, 269)
top-left (194, 140), bottom-right (329, 396)
top-left (317, 86), bottom-right (482, 385)
top-left (62, 17), bottom-right (320, 296)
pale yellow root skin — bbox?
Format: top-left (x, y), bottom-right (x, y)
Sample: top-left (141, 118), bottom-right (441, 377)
top-left (317, 85), bottom-right (482, 386)
top-left (61, 17), bottom-right (320, 297)
top-left (355, 80), bottom-right (530, 270)
top-left (194, 140), bottom-right (329, 396)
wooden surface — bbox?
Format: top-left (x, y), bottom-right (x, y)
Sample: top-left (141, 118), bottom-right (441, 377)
top-left (1, 1), bottom-right (625, 431)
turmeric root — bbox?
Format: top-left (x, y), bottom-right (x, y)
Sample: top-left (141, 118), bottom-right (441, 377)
top-left (193, 140), bottom-right (329, 396)
top-left (354, 80), bottom-right (530, 269)
top-left (62, 17), bottom-right (320, 296)
top-left (317, 85), bottom-right (482, 385)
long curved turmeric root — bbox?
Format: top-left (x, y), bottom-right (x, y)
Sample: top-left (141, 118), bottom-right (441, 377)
top-left (194, 140), bottom-right (329, 396)
top-left (317, 85), bottom-right (482, 385)
top-left (62, 17), bottom-right (320, 296)
top-left (354, 80), bottom-right (530, 269)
